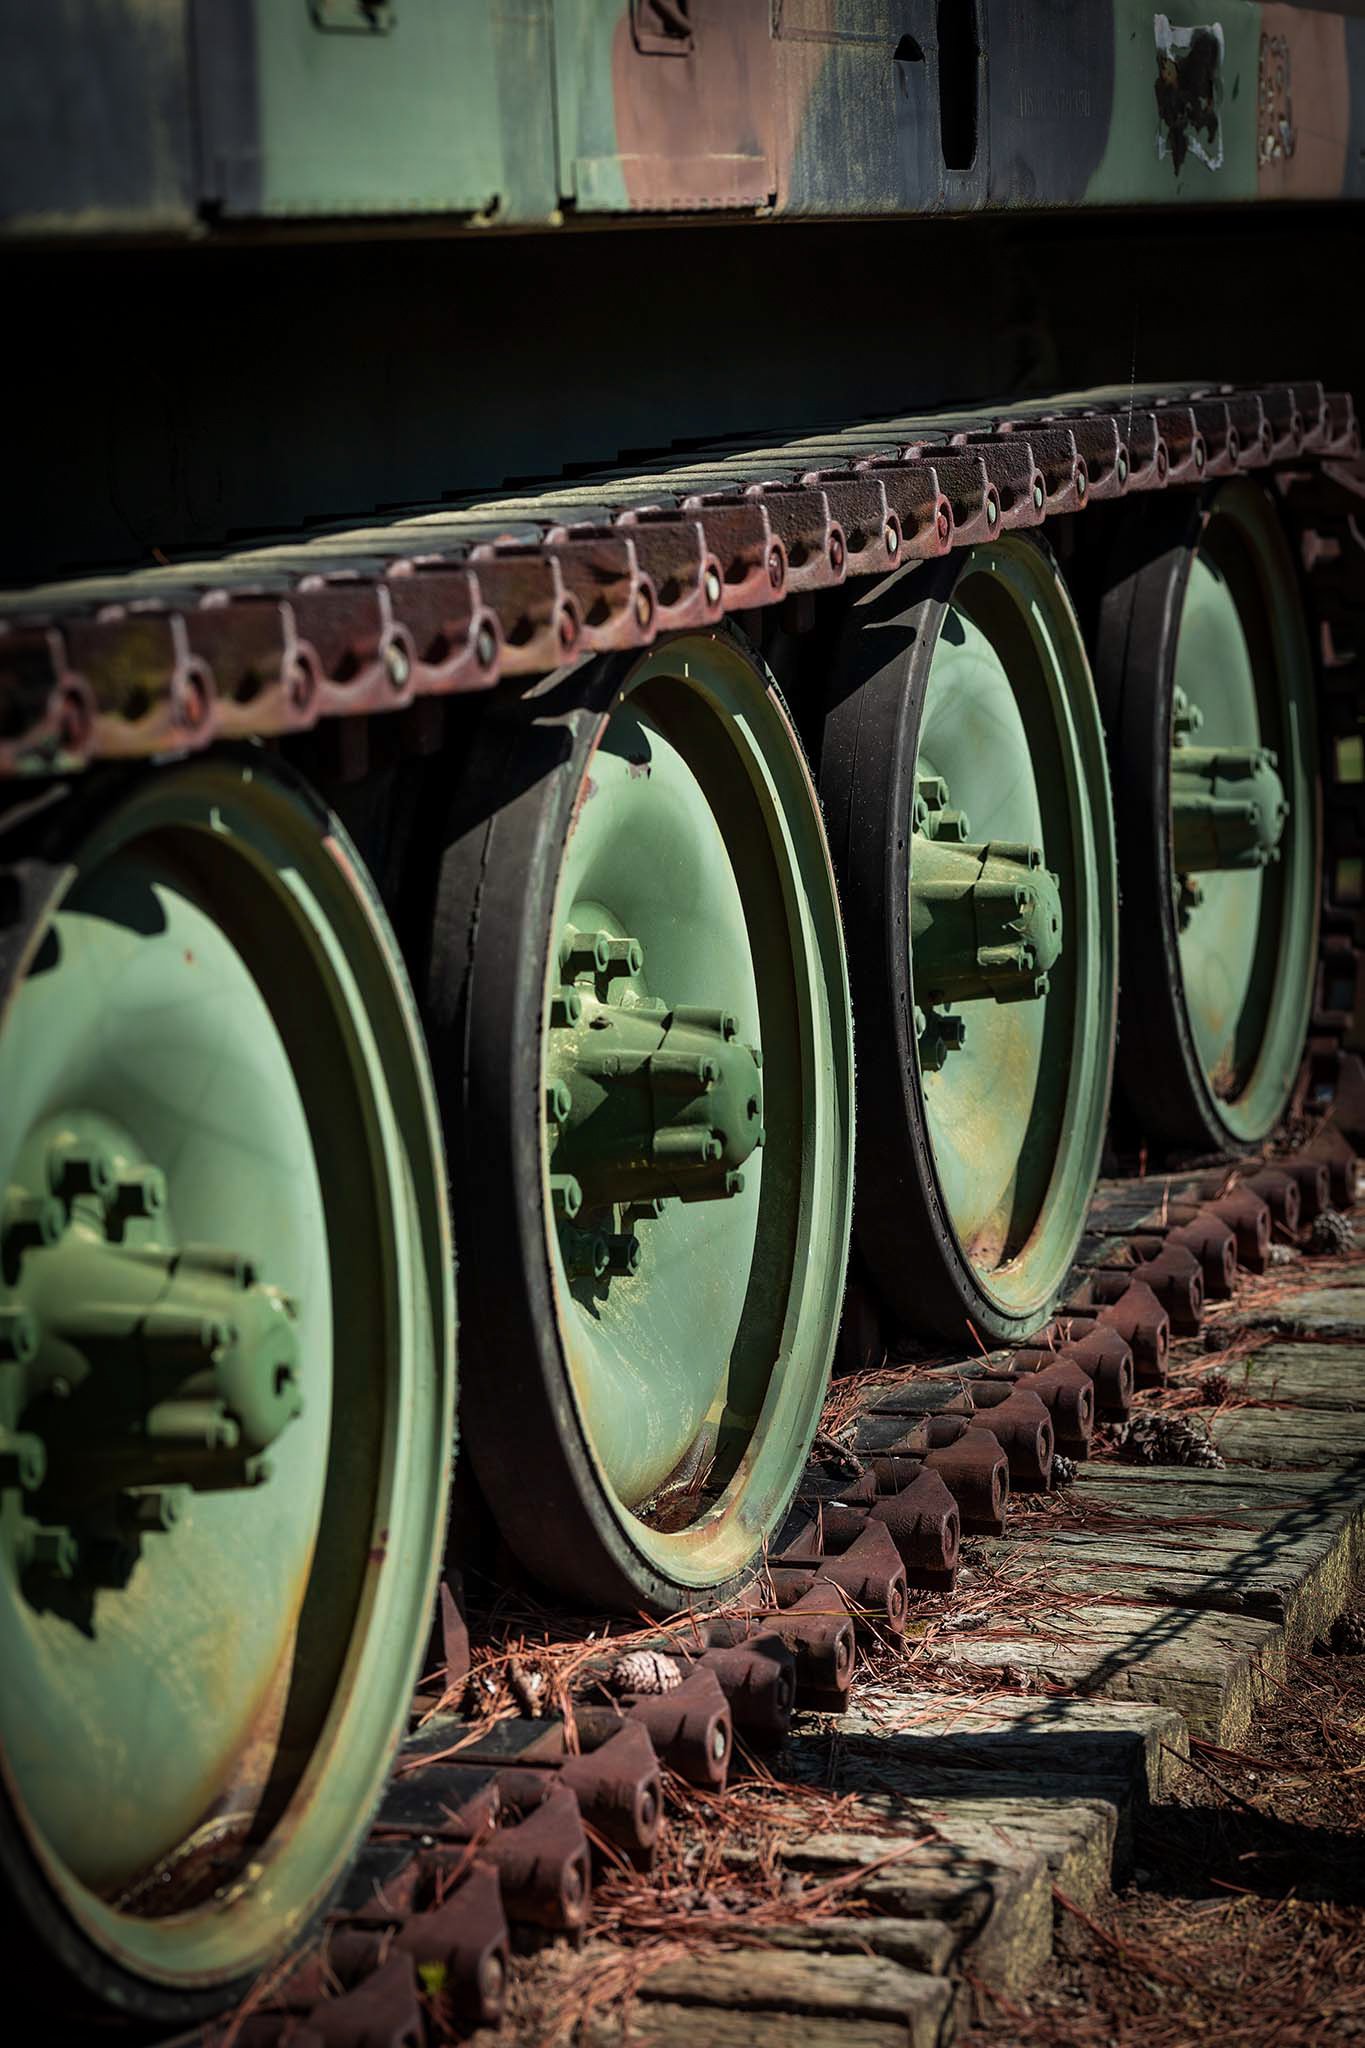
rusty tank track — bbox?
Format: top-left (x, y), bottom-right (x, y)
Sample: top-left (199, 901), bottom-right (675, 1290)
top-left (158, 1120), bottom-right (1362, 2048)
top-left (0, 380), bottom-right (1358, 779)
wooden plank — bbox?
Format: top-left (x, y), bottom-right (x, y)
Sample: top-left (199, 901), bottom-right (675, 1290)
top-left (1209, 1407), bottom-right (1365, 1466)
top-left (744, 1833), bottom-right (1052, 1994)
top-left (1229, 1283), bottom-right (1365, 1342)
top-left (581, 2001), bottom-right (924, 2048)
top-left (634, 1951), bottom-right (954, 2043)
top-left (759, 1918), bottom-right (960, 1976)
top-left (1071, 1461), bottom-right (1361, 1507)
top-left (995, 1495), bottom-right (1365, 1645)
top-left (836, 1697), bottom-right (1186, 1801)
top-left (926, 1599), bottom-right (1285, 1746)
top-left (1215, 1341), bottom-right (1365, 1410)
top-left (840, 1786), bottom-right (1118, 1908)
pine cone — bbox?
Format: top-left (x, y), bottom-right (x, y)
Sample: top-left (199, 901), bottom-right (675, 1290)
top-left (1118, 1410), bottom-right (1225, 1469)
top-left (611, 1649), bottom-right (682, 1696)
top-left (1310, 1210), bottom-right (1357, 1256)
top-left (1200, 1367), bottom-right (1231, 1406)
top-left (1330, 1610), bottom-right (1365, 1655)
top-left (1052, 1454), bottom-right (1078, 1487)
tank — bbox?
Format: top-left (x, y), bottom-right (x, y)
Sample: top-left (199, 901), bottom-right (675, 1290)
top-left (0, 1), bottom-right (1362, 2031)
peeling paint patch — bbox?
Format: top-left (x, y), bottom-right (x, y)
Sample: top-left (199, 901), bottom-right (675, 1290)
top-left (1154, 15), bottom-right (1225, 173)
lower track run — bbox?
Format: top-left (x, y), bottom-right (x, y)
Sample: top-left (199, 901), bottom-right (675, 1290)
top-left (171, 1121), bottom-right (1365, 2048)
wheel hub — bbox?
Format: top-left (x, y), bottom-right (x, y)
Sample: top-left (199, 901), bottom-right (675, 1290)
top-left (1170, 684), bottom-right (1288, 905)
top-left (910, 771), bottom-right (1063, 1072)
top-left (547, 928), bottom-right (766, 1230)
top-left (3, 1114), bottom-right (302, 1597)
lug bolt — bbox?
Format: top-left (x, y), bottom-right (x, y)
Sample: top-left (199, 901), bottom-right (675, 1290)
top-left (605, 1233), bottom-right (642, 1277)
top-left (724, 1171), bottom-right (746, 1198)
top-left (0, 1430), bottom-right (46, 1491)
top-left (3, 1191), bottom-right (63, 1255)
top-left (884, 521), bottom-right (901, 557)
top-left (703, 565), bottom-right (723, 608)
top-left (179, 1245), bottom-right (257, 1287)
top-left (1076, 468), bottom-right (1088, 501)
top-left (47, 1137), bottom-right (116, 1205)
top-left (547, 1080), bottom-right (573, 1125)
top-left (120, 1486), bottom-right (189, 1534)
top-left (550, 1175), bottom-right (583, 1221)
top-left (634, 586), bottom-right (654, 632)
top-left (563, 927), bottom-right (611, 975)
top-left (0, 1308), bottom-right (38, 1364)
top-left (608, 937), bottom-right (644, 978)
top-left (111, 1166), bottom-right (167, 1223)
top-left (26, 1522), bottom-right (79, 1579)
top-left (562, 1228), bottom-right (609, 1280)
top-left (985, 494), bottom-right (998, 528)
top-left (1032, 478), bottom-right (1045, 512)
top-left (550, 987), bottom-right (584, 1028)
top-left (1117, 451), bottom-right (1129, 485)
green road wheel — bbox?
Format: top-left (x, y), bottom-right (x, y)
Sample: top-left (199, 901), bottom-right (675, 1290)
top-left (427, 630), bottom-right (853, 1613)
top-left (0, 756), bottom-right (453, 2030)
top-left (821, 538), bottom-right (1118, 1347)
top-left (1096, 483), bottom-right (1320, 1152)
